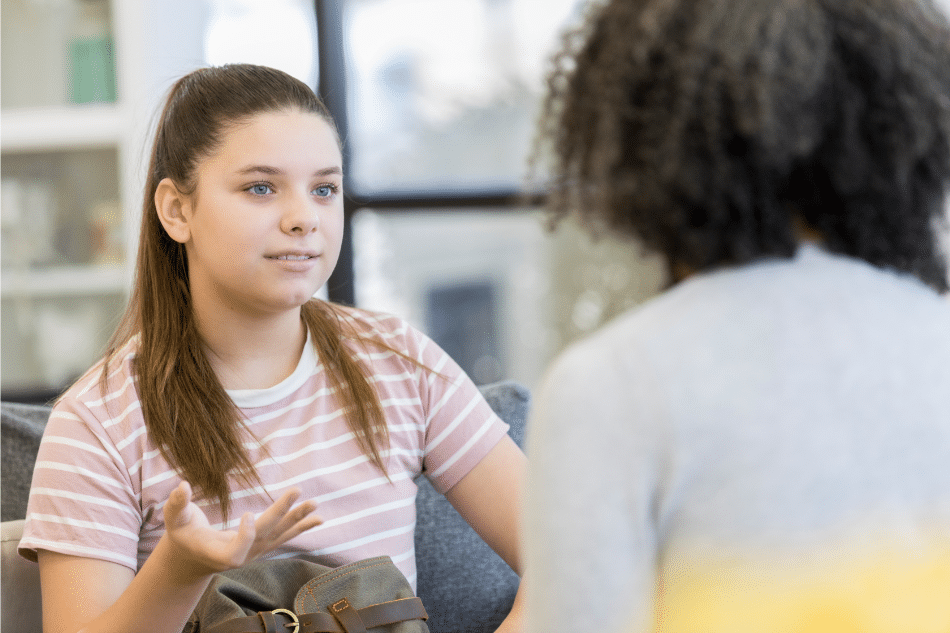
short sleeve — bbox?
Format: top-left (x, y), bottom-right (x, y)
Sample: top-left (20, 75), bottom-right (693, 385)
top-left (19, 396), bottom-right (142, 570)
top-left (402, 323), bottom-right (510, 493)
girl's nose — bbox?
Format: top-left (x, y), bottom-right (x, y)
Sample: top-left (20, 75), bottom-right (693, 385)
top-left (281, 194), bottom-right (320, 235)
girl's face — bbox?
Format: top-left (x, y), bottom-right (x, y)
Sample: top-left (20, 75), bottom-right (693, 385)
top-left (162, 109), bottom-right (344, 319)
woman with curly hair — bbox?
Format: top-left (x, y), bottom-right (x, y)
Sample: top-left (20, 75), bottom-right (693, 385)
top-left (524, 0), bottom-right (950, 631)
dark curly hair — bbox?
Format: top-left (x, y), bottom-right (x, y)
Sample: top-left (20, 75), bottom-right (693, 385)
top-left (537, 0), bottom-right (950, 290)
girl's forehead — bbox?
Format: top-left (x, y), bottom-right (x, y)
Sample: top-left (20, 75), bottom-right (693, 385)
top-left (222, 109), bottom-right (336, 141)
top-left (207, 110), bottom-right (342, 170)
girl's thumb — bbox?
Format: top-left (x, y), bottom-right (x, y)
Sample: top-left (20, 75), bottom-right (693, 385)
top-left (165, 481), bottom-right (193, 523)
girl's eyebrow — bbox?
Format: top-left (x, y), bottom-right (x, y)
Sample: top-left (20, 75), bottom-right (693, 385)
top-left (237, 165), bottom-right (343, 177)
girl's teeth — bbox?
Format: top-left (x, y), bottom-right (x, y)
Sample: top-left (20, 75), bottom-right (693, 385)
top-left (277, 255), bottom-right (310, 260)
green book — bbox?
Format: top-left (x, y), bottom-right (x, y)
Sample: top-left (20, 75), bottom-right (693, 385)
top-left (69, 35), bottom-right (117, 104)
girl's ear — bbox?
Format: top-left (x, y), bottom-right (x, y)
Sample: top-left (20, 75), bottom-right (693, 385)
top-left (155, 177), bottom-right (192, 244)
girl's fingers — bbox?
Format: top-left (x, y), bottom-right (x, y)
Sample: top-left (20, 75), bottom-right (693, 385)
top-left (273, 511), bottom-right (323, 547)
top-left (163, 483), bottom-right (319, 566)
top-left (253, 488), bottom-right (304, 536)
top-left (268, 499), bottom-right (320, 540)
top-left (230, 512), bottom-right (257, 560)
top-left (246, 489), bottom-right (321, 559)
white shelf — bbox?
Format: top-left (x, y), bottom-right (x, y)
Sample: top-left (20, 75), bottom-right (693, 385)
top-left (1, 265), bottom-right (129, 298)
top-left (0, 0), bottom-right (154, 393)
top-left (1, 103), bottom-right (126, 153)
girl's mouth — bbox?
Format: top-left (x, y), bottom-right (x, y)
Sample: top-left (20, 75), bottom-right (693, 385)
top-left (268, 254), bottom-right (316, 261)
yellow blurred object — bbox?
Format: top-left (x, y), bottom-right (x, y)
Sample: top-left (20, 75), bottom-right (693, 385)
top-left (654, 546), bottom-right (950, 633)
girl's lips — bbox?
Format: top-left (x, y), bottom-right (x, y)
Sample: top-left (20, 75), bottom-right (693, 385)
top-left (269, 254), bottom-right (314, 261)
top-left (265, 251), bottom-right (321, 272)
top-left (265, 250), bottom-right (320, 260)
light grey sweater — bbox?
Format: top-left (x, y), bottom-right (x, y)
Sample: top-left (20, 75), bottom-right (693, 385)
top-left (525, 245), bottom-right (950, 632)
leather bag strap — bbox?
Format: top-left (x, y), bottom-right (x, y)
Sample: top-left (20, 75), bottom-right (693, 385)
top-left (204, 610), bottom-right (296, 633)
top-left (358, 599), bottom-right (428, 627)
top-left (328, 598), bottom-right (366, 632)
top-left (204, 597), bottom-right (427, 633)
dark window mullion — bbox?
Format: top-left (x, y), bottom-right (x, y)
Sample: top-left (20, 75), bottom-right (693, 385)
top-left (315, 0), bottom-right (356, 305)
top-left (347, 190), bottom-right (544, 212)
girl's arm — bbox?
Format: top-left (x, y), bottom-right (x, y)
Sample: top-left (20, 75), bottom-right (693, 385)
top-left (444, 434), bottom-right (528, 633)
top-left (38, 483), bottom-right (321, 633)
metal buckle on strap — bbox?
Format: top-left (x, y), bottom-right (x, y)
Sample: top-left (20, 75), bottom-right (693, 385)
top-left (270, 609), bottom-right (300, 633)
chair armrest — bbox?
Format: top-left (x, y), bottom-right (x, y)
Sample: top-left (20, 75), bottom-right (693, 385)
top-left (414, 380), bottom-right (530, 632)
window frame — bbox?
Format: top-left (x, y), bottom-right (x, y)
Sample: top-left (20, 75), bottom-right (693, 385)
top-left (314, 0), bottom-right (544, 306)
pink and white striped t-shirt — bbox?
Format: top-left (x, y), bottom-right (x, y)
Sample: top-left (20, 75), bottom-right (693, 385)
top-left (19, 307), bottom-right (509, 590)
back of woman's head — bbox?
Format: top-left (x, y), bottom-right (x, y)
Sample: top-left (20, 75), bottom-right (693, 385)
top-left (540, 0), bottom-right (950, 289)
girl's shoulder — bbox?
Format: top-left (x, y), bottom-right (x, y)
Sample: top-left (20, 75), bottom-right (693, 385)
top-left (38, 337), bottom-right (146, 472)
top-left (328, 304), bottom-right (424, 347)
top-left (326, 303), bottom-right (446, 371)
top-left (55, 336), bottom-right (142, 417)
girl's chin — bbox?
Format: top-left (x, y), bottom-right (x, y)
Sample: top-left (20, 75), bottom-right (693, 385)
top-left (242, 291), bottom-right (322, 316)
top-left (281, 287), bottom-right (327, 308)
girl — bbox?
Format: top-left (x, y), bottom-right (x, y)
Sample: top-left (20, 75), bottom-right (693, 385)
top-left (19, 64), bottom-right (526, 633)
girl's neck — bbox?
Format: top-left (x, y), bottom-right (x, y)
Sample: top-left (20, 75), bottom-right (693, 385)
top-left (195, 306), bottom-right (309, 391)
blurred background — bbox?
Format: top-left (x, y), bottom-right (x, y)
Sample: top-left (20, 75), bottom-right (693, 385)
top-left (2, 0), bottom-right (948, 403)
top-left (1, 0), bottom-right (669, 402)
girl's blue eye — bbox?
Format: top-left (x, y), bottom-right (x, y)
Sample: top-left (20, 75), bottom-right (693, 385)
top-left (314, 185), bottom-right (336, 198)
top-left (249, 184), bottom-right (272, 195)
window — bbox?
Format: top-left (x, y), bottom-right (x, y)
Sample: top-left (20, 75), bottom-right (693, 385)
top-left (317, 0), bottom-right (665, 389)
top-left (204, 0), bottom-right (317, 86)
top-left (343, 0), bottom-right (583, 194)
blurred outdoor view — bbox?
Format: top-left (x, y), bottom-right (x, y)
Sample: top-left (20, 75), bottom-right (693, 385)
top-left (341, 0), bottom-right (665, 388)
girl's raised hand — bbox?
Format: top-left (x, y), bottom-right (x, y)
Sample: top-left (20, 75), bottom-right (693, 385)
top-left (162, 481), bottom-right (322, 576)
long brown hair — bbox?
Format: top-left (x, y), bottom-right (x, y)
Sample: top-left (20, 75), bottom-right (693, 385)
top-left (103, 64), bottom-right (388, 520)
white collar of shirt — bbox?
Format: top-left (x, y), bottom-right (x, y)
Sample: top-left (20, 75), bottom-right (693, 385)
top-left (226, 329), bottom-right (318, 409)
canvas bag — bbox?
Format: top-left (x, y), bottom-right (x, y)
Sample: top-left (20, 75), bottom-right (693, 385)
top-left (184, 555), bottom-right (429, 633)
